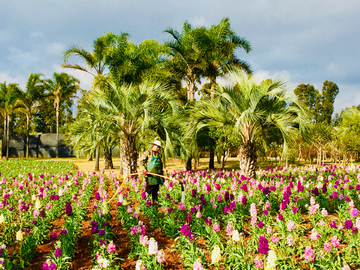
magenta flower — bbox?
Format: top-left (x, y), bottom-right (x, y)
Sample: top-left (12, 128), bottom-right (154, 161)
top-left (304, 247), bottom-right (315, 262)
top-left (258, 236), bottom-right (269, 254)
top-left (54, 247), bottom-right (62, 257)
top-left (350, 208), bottom-right (359, 218)
top-left (107, 241), bottom-right (116, 253)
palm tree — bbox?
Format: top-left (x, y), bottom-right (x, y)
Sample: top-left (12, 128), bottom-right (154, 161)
top-left (93, 80), bottom-right (177, 176)
top-left (189, 70), bottom-right (309, 178)
top-left (66, 93), bottom-right (118, 169)
top-left (16, 73), bottom-right (45, 158)
top-left (205, 17), bottom-right (252, 101)
top-left (0, 82), bottom-right (21, 159)
top-left (62, 32), bottom-right (129, 170)
top-left (164, 21), bottom-right (209, 102)
top-left (46, 72), bottom-right (79, 158)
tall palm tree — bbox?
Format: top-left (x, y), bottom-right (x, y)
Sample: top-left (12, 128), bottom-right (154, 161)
top-left (164, 21), bottom-right (209, 102)
top-left (62, 32), bottom-right (129, 170)
top-left (0, 82), bottom-right (21, 159)
top-left (94, 80), bottom-right (177, 176)
top-left (205, 17), bottom-right (252, 101)
top-left (46, 72), bottom-right (79, 158)
top-left (189, 70), bottom-right (309, 178)
top-left (16, 73), bottom-right (45, 158)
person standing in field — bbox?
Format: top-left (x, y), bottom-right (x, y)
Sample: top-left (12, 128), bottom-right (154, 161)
top-left (140, 139), bottom-right (164, 203)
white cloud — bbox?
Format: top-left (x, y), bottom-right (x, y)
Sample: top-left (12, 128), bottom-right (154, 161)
top-left (0, 72), bottom-right (27, 88)
top-left (188, 16), bottom-right (207, 27)
top-left (45, 42), bottom-right (65, 56)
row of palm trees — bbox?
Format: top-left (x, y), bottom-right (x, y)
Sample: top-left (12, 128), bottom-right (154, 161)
top-left (1, 18), bottom-right (309, 178)
top-left (0, 72), bottom-right (79, 159)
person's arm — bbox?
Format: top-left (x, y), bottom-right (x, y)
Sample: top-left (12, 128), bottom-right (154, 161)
top-left (139, 150), bottom-right (150, 170)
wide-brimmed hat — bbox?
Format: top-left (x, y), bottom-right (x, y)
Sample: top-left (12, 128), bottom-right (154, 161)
top-left (151, 139), bottom-right (162, 148)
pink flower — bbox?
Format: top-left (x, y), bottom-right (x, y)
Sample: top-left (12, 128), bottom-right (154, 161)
top-left (271, 235), bottom-right (280, 243)
top-left (46, 203), bottom-right (51, 210)
top-left (324, 241), bottom-right (332, 252)
top-left (310, 229), bottom-right (321, 241)
top-left (321, 208), bottom-right (328, 216)
top-left (193, 258), bottom-right (205, 270)
top-left (107, 241), bottom-right (116, 253)
top-left (350, 208), bottom-right (359, 218)
top-left (330, 236), bottom-right (340, 248)
top-left (156, 249), bottom-right (165, 264)
top-left (287, 220), bottom-right (296, 232)
top-left (254, 257), bottom-right (263, 268)
top-left (213, 223), bottom-right (220, 232)
top-left (226, 223), bottom-right (233, 236)
top-left (304, 247), bottom-right (315, 262)
top-left (309, 204), bottom-right (319, 215)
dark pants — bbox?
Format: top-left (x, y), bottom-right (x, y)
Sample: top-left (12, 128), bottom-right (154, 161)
top-left (146, 184), bottom-right (159, 203)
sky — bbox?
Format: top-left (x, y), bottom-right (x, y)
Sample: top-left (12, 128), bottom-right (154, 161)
top-left (1, 0), bottom-right (360, 114)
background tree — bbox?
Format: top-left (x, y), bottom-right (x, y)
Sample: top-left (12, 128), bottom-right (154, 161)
top-left (45, 72), bottom-right (79, 158)
top-left (62, 32), bottom-right (128, 169)
top-left (15, 73), bottom-right (45, 158)
top-left (294, 84), bottom-right (319, 122)
top-left (317, 81), bottom-right (339, 124)
top-left (0, 82), bottom-right (21, 159)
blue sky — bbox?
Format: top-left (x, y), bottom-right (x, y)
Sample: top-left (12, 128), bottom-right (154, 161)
top-left (1, 0), bottom-right (360, 114)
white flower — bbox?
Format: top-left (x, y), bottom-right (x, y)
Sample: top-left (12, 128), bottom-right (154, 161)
top-left (148, 238), bottom-right (158, 255)
top-left (35, 198), bottom-right (41, 210)
top-left (98, 257), bottom-right (109, 268)
top-left (0, 214), bottom-right (5, 224)
top-left (16, 230), bottom-right (23, 241)
top-left (232, 230), bottom-right (240, 242)
top-left (135, 260), bottom-right (146, 270)
top-left (211, 245), bottom-right (221, 264)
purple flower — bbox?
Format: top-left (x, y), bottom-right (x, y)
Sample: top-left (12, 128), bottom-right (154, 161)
top-left (180, 223), bottom-right (191, 237)
top-left (292, 206), bottom-right (298, 214)
top-left (263, 210), bottom-right (269, 215)
top-left (241, 195), bottom-right (247, 205)
top-left (95, 192), bottom-right (101, 200)
top-left (258, 220), bottom-right (264, 228)
top-left (50, 231), bottom-right (57, 241)
top-left (98, 229), bottom-right (105, 236)
top-left (217, 194), bottom-right (223, 202)
top-left (60, 229), bottom-right (68, 235)
top-left (191, 189), bottom-right (197, 198)
top-left (185, 213), bottom-right (191, 223)
top-left (141, 192), bottom-right (147, 200)
top-left (224, 191), bottom-right (230, 201)
top-left (54, 247), bottom-right (62, 257)
top-left (278, 213), bottom-right (284, 220)
top-left (166, 193), bottom-right (171, 199)
top-left (329, 220), bottom-right (336, 228)
top-left (332, 191), bottom-right (338, 199)
top-left (215, 184), bottom-right (221, 190)
top-left (344, 220), bottom-right (353, 229)
top-left (99, 239), bottom-right (106, 245)
top-left (91, 220), bottom-right (99, 234)
top-left (167, 207), bottom-right (173, 214)
top-left (205, 217), bottom-right (212, 226)
top-left (65, 202), bottom-right (72, 216)
top-left (258, 236), bottom-right (269, 254)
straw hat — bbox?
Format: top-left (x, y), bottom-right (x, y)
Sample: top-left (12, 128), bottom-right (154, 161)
top-left (152, 139), bottom-right (162, 148)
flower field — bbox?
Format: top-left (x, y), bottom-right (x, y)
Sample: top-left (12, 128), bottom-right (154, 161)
top-left (1, 160), bottom-right (360, 269)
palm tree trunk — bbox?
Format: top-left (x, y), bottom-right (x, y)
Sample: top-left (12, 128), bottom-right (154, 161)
top-left (95, 145), bottom-right (100, 171)
top-left (209, 147), bottom-right (215, 169)
top-left (186, 158), bottom-right (192, 171)
top-left (103, 149), bottom-right (114, 169)
top-left (239, 141), bottom-right (257, 179)
top-left (26, 115), bottom-right (29, 158)
top-left (56, 104), bottom-right (59, 158)
top-left (6, 114), bottom-right (10, 160)
top-left (210, 76), bottom-right (216, 101)
top-left (2, 117), bottom-right (6, 158)
top-left (120, 133), bottom-right (138, 176)
top-left (186, 69), bottom-right (195, 101)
